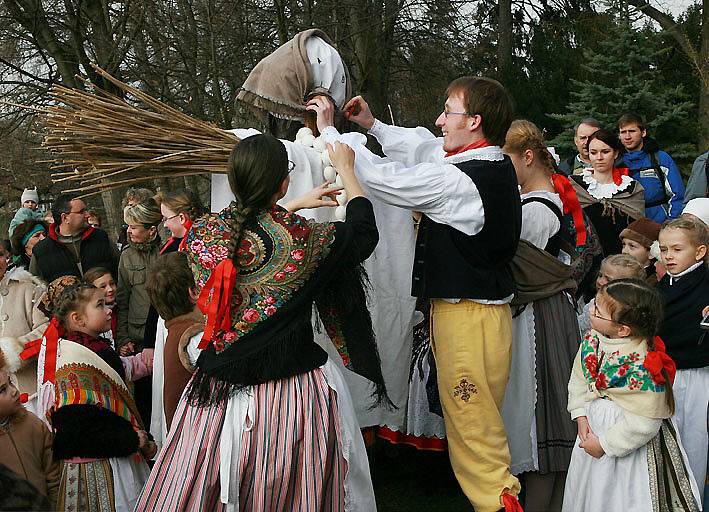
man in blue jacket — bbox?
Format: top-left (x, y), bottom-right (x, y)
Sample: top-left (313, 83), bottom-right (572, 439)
top-left (618, 113), bottom-right (685, 222)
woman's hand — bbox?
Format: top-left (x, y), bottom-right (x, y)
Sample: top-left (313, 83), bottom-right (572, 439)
top-left (141, 349), bottom-right (154, 371)
top-left (326, 142), bottom-right (365, 202)
top-left (284, 182), bottom-right (342, 212)
top-left (342, 96), bottom-right (375, 130)
top-left (327, 142), bottom-right (355, 177)
top-left (576, 416), bottom-right (593, 442)
top-left (579, 432), bottom-right (605, 459)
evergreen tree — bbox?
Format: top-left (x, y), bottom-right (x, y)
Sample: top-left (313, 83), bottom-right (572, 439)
top-left (549, 6), bottom-right (694, 161)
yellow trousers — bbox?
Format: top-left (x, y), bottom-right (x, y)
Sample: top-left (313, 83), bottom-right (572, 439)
top-left (430, 299), bottom-right (521, 512)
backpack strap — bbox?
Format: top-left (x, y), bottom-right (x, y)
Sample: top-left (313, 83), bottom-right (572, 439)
top-left (646, 151), bottom-right (670, 208)
top-left (521, 196), bottom-right (563, 222)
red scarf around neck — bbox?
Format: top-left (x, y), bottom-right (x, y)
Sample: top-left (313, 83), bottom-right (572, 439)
top-left (445, 138), bottom-right (491, 157)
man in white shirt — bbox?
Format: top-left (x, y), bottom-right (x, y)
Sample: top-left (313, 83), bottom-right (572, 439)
top-left (308, 76), bottom-right (523, 512)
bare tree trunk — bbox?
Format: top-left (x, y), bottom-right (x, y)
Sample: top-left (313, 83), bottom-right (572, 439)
top-left (498, 0), bottom-right (513, 78)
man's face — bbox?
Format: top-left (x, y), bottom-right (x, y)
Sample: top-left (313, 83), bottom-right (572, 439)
top-left (619, 123), bottom-right (645, 151)
top-left (574, 123), bottom-right (598, 160)
top-left (435, 92), bottom-right (477, 153)
top-left (62, 199), bottom-right (89, 234)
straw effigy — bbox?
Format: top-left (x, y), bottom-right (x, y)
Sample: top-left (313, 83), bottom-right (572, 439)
top-left (7, 64), bottom-right (239, 196)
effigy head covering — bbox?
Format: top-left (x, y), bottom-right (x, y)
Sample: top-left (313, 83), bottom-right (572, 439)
top-left (236, 29), bottom-right (351, 120)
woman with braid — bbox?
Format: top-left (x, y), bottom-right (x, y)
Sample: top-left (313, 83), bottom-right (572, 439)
top-left (136, 134), bottom-right (386, 511)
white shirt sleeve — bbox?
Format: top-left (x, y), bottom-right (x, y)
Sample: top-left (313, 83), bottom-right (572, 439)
top-left (520, 201), bottom-right (561, 249)
top-left (368, 119), bottom-right (444, 167)
top-left (599, 410), bottom-right (662, 458)
top-left (321, 126), bottom-right (484, 236)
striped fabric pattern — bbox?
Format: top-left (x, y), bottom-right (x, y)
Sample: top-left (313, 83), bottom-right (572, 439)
top-left (135, 393), bottom-right (227, 511)
top-left (58, 459), bottom-right (116, 512)
top-left (136, 368), bottom-right (347, 511)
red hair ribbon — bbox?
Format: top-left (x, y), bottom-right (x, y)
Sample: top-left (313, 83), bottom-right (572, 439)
top-left (178, 220), bottom-right (193, 253)
top-left (445, 138), bottom-right (490, 158)
top-left (643, 336), bottom-right (676, 385)
top-left (20, 317), bottom-right (63, 384)
top-left (551, 173), bottom-right (587, 247)
top-left (197, 259), bottom-right (237, 349)
top-left (612, 165), bottom-right (629, 186)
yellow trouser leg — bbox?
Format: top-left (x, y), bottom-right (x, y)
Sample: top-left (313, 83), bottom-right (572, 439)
top-left (431, 299), bottom-right (521, 512)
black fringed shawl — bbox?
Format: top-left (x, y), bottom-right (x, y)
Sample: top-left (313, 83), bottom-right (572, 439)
top-left (185, 197), bottom-right (390, 407)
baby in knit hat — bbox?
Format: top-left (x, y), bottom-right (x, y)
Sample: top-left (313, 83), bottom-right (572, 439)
top-left (619, 217), bottom-right (662, 285)
top-left (8, 188), bottom-right (44, 238)
top-left (20, 188), bottom-right (39, 210)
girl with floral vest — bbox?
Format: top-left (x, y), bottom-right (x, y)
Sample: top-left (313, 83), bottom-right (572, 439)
top-left (562, 279), bottom-right (700, 511)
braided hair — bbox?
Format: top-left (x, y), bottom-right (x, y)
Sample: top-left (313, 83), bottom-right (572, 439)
top-left (225, 134), bottom-right (290, 262)
top-left (599, 278), bottom-right (674, 413)
top-left (53, 282), bottom-right (99, 329)
top-left (504, 119), bottom-right (557, 173)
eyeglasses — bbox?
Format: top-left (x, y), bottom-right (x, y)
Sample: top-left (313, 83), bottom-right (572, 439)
top-left (162, 214), bottom-right (179, 222)
top-left (287, 160), bottom-right (296, 173)
top-left (590, 302), bottom-right (615, 323)
top-left (66, 208), bottom-right (87, 215)
top-left (442, 110), bottom-right (471, 119)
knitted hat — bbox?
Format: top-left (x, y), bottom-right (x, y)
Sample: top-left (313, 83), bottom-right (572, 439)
top-left (682, 198), bottom-right (709, 227)
top-left (20, 188), bottom-right (39, 204)
top-left (619, 217), bottom-right (661, 249)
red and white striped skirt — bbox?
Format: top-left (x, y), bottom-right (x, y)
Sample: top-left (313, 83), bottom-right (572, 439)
top-left (135, 360), bottom-right (375, 511)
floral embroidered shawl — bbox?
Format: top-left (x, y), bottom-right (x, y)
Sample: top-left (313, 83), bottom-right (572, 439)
top-left (579, 331), bottom-right (671, 419)
top-left (185, 200), bottom-right (388, 407)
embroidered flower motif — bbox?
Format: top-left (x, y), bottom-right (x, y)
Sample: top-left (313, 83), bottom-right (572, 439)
top-left (595, 372), bottom-right (608, 390)
top-left (264, 305), bottom-right (277, 316)
top-left (284, 263), bottom-right (298, 273)
top-left (235, 321), bottom-right (249, 332)
top-left (290, 249), bottom-right (305, 261)
top-left (264, 296), bottom-right (276, 305)
top-left (274, 271), bottom-right (286, 282)
top-left (629, 352), bottom-right (640, 362)
top-left (628, 377), bottom-right (641, 390)
top-left (223, 331), bottom-right (237, 342)
top-left (190, 239), bottom-right (205, 253)
top-left (341, 354), bottom-right (350, 366)
top-left (213, 338), bottom-right (225, 352)
top-left (584, 354), bottom-right (599, 379)
top-left (242, 308), bottom-right (260, 323)
top-left (210, 245), bottom-right (228, 260)
top-left (453, 378), bottom-right (477, 403)
top-left (198, 252), bottom-right (216, 269)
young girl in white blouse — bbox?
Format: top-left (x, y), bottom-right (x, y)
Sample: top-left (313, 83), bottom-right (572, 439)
top-left (563, 278), bottom-right (700, 511)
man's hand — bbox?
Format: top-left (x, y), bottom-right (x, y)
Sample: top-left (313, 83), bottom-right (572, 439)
top-left (284, 182), bottom-right (342, 212)
top-left (119, 341), bottom-right (135, 356)
top-left (342, 96), bottom-right (375, 130)
top-left (305, 96), bottom-right (335, 133)
top-left (137, 429), bottom-right (157, 459)
top-left (579, 432), bottom-right (605, 459)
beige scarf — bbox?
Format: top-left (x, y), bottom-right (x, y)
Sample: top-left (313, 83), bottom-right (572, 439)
top-left (236, 29), bottom-right (351, 120)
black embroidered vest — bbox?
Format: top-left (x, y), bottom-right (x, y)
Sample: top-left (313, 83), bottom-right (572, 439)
top-left (411, 157), bottom-right (522, 300)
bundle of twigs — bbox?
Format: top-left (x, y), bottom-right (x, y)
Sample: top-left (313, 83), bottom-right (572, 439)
top-left (14, 64), bottom-right (239, 196)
